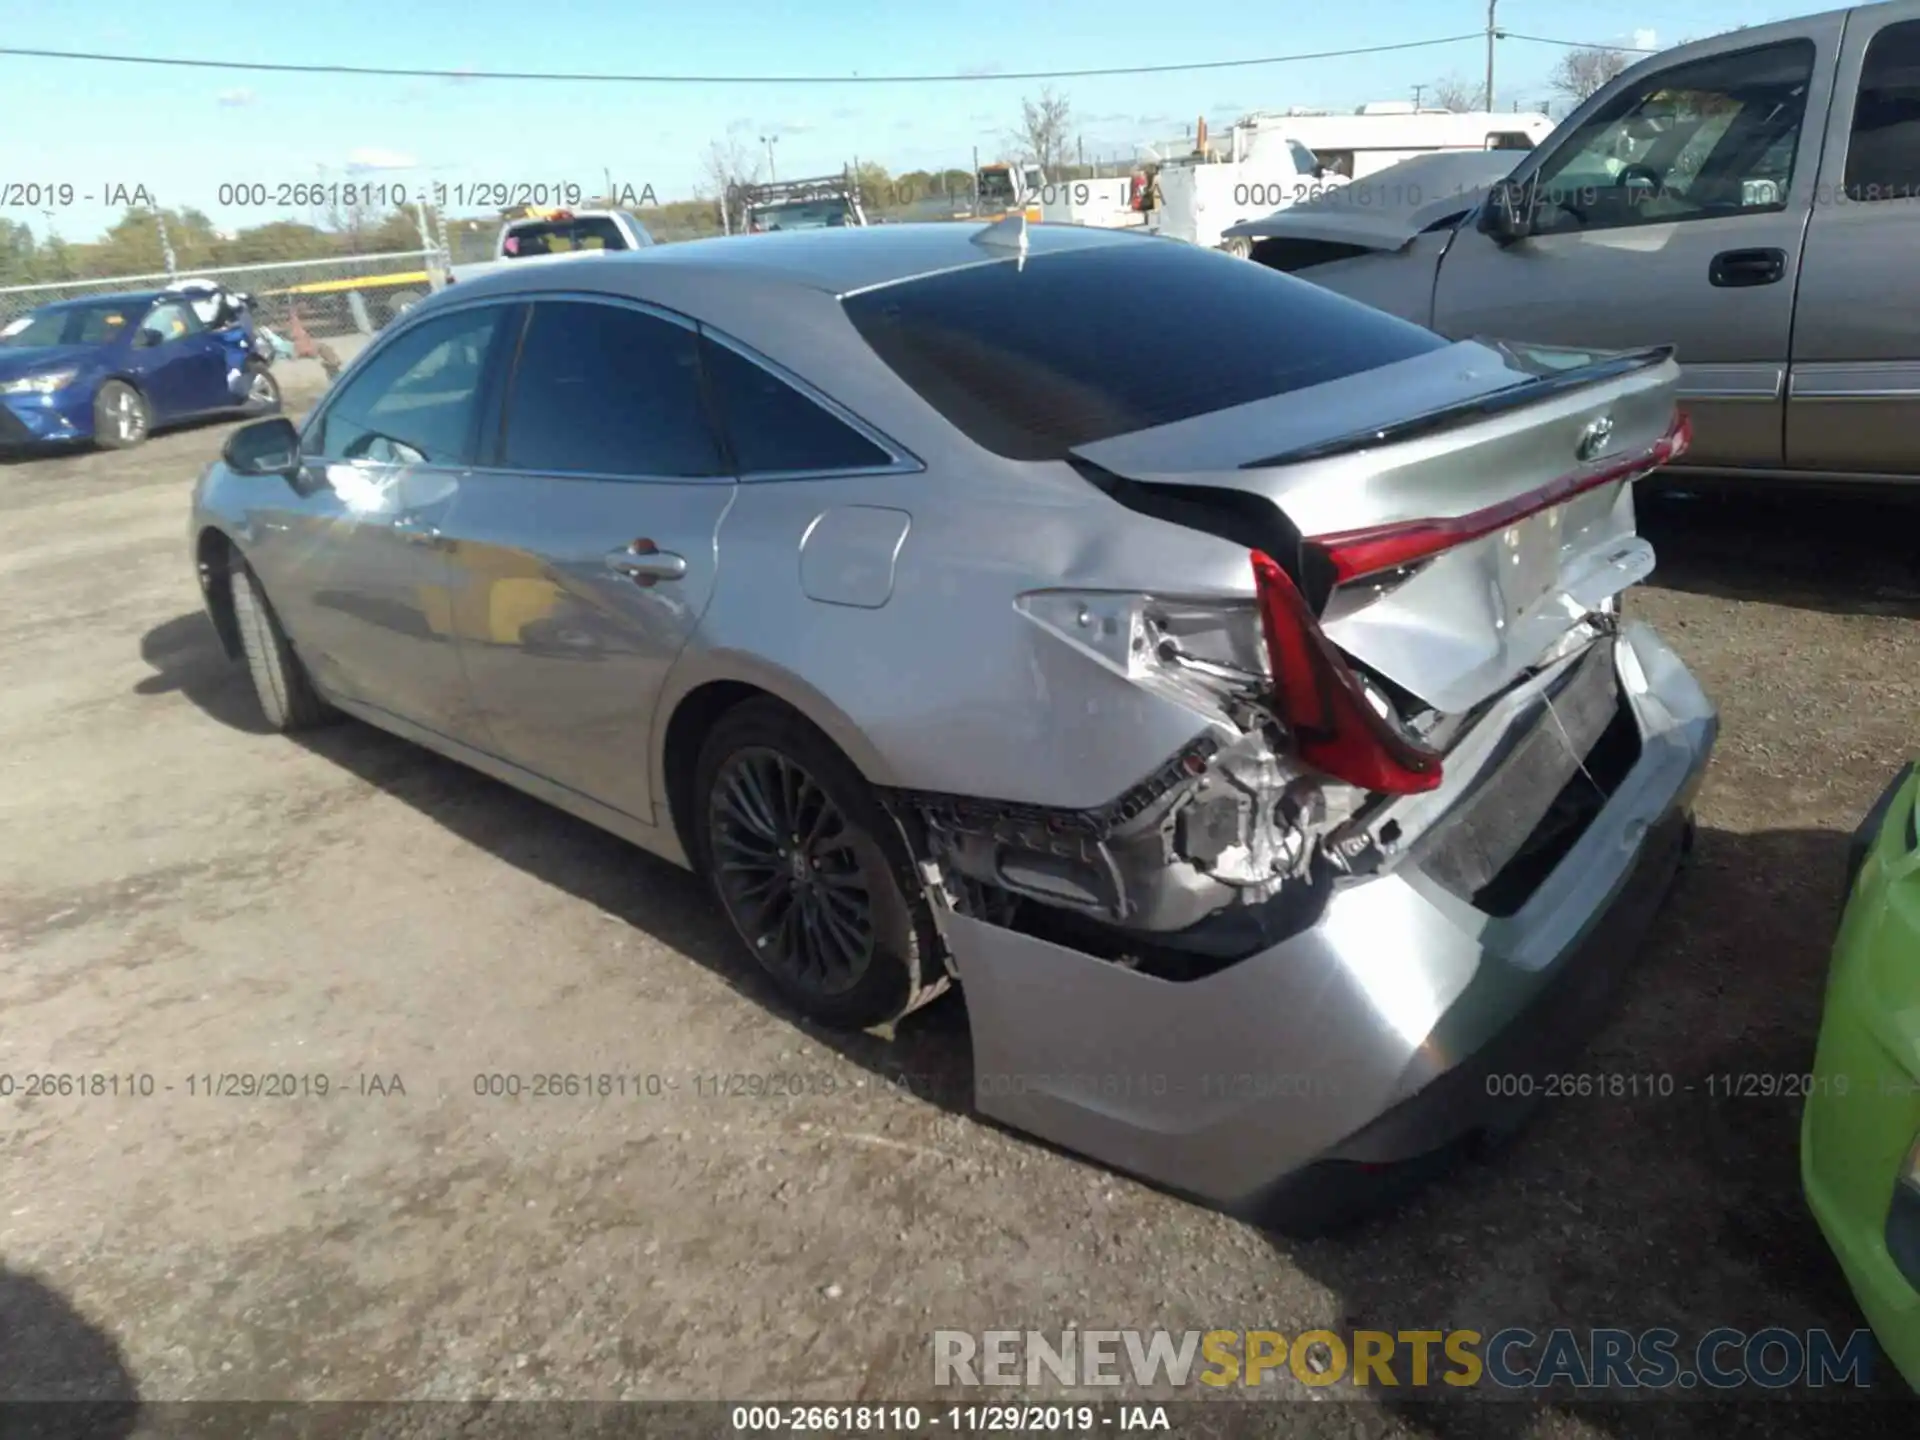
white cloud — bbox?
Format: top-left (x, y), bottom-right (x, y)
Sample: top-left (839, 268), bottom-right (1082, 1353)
top-left (217, 87), bottom-right (256, 107)
top-left (345, 147), bottom-right (418, 172)
top-left (1631, 28), bottom-right (1658, 50)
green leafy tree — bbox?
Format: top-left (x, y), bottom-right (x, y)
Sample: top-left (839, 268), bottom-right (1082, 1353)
top-left (0, 219), bottom-right (38, 284)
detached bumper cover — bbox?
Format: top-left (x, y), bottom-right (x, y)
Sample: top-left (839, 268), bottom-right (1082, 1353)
top-left (1803, 762), bottom-right (1920, 1390)
top-left (945, 620), bottom-right (1716, 1216)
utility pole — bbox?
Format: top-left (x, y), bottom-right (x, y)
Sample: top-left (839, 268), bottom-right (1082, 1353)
top-left (760, 134), bottom-right (778, 181)
top-left (1485, 0), bottom-right (1499, 112)
top-left (151, 201), bottom-right (177, 277)
top-left (1412, 83), bottom-right (1426, 109)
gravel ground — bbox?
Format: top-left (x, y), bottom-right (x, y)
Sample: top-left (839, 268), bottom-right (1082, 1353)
top-left (1, 387), bottom-right (1918, 1437)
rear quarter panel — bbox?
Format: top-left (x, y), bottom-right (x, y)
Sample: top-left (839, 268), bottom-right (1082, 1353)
top-left (657, 462), bottom-right (1259, 813)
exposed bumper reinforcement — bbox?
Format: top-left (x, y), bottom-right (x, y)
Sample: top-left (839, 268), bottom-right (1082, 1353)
top-left (943, 619), bottom-right (1717, 1222)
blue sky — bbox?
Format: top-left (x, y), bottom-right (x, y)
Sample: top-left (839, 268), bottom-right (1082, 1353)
top-left (2, 0), bottom-right (1789, 243)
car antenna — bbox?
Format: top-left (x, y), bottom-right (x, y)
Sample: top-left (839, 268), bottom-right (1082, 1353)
top-left (971, 211), bottom-right (1029, 268)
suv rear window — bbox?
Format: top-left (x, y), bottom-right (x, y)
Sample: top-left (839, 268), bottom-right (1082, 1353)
top-left (840, 241), bottom-right (1447, 460)
top-left (503, 216), bottom-right (633, 255)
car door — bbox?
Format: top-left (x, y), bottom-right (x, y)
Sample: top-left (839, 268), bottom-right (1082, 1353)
top-left (1788, 7), bottom-right (1920, 474)
top-left (440, 296), bottom-right (737, 826)
top-left (128, 300), bottom-right (223, 419)
top-left (1430, 21), bottom-right (1841, 469)
top-left (243, 301), bottom-right (516, 743)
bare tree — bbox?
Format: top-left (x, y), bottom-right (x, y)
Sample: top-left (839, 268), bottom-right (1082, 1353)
top-left (701, 136), bottom-right (763, 232)
top-left (1011, 87), bottom-right (1073, 172)
top-left (1550, 47), bottom-right (1633, 105)
top-left (1429, 74), bottom-right (1487, 112)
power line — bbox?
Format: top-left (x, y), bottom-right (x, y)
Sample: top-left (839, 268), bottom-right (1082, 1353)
top-left (0, 31), bottom-right (1637, 85)
top-left (1504, 32), bottom-right (1662, 55)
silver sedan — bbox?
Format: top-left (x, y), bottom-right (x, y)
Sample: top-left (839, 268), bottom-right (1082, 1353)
top-left (190, 219), bottom-right (1716, 1229)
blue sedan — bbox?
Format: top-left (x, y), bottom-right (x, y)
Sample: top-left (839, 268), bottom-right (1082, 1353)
top-left (0, 290), bottom-right (280, 453)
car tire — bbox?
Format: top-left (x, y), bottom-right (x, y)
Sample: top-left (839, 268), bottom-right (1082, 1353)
top-left (693, 699), bottom-right (946, 1031)
top-left (92, 380), bottom-right (150, 450)
top-left (241, 362), bottom-right (282, 415)
top-left (231, 561), bottom-right (335, 732)
top-left (1220, 237), bottom-right (1252, 260)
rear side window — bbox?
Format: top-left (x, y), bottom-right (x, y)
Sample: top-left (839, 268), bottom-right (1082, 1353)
top-left (699, 335), bottom-right (894, 475)
top-left (840, 242), bottom-right (1446, 460)
top-left (1845, 20), bottom-right (1920, 200)
top-left (501, 301), bottom-right (727, 478)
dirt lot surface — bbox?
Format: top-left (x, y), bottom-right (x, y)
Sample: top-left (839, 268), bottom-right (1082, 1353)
top-left (3, 381), bottom-right (1918, 1438)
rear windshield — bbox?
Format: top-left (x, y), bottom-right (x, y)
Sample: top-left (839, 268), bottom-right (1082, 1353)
top-left (842, 241), bottom-right (1447, 460)
top-left (503, 216), bottom-right (631, 255)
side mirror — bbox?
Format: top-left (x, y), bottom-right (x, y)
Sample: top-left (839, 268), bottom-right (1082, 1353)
top-left (134, 328), bottom-right (164, 350)
top-left (1312, 163), bottom-right (1326, 180)
top-left (223, 416), bottom-right (301, 477)
top-left (1477, 177), bottom-right (1535, 245)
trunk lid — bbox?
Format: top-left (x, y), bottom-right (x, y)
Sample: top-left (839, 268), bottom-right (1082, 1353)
top-left (1071, 338), bottom-right (1684, 716)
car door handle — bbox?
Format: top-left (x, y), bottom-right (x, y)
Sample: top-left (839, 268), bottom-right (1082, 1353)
top-left (605, 538), bottom-right (686, 586)
top-left (1709, 247), bottom-right (1786, 287)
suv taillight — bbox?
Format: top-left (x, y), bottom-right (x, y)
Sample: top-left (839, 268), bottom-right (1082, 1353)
top-left (1250, 550), bottom-right (1442, 795)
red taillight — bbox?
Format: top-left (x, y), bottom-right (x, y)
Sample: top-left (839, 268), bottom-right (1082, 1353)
top-left (1249, 551), bottom-right (1443, 795)
top-left (1310, 411), bottom-right (1693, 585)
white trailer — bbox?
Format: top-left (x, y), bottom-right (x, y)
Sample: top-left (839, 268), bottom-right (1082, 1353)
top-left (1037, 176), bottom-right (1142, 229)
top-left (1142, 120), bottom-right (1346, 253)
top-left (1252, 105), bottom-right (1553, 180)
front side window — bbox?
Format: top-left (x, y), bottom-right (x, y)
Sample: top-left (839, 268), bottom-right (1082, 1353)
top-left (1845, 20), bottom-right (1920, 200)
top-left (139, 301), bottom-right (202, 345)
top-left (699, 334), bottom-right (895, 475)
top-left (1529, 40), bottom-right (1815, 234)
top-left (305, 304), bottom-right (505, 466)
top-left (499, 300), bottom-right (727, 478)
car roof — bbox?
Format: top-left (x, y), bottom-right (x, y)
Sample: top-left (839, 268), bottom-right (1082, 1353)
top-left (444, 221), bottom-right (1149, 303)
top-left (40, 290), bottom-right (164, 311)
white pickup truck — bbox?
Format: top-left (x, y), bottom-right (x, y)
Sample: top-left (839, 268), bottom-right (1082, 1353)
top-left (446, 208), bottom-right (655, 285)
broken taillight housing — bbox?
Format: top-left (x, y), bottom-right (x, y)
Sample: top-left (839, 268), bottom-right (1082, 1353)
top-left (1250, 550), bottom-right (1443, 795)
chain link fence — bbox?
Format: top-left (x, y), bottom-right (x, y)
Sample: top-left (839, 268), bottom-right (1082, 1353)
top-left (0, 250), bottom-right (446, 341)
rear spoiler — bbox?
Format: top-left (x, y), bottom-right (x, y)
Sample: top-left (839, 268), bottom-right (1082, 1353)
top-left (1241, 345), bottom-right (1677, 468)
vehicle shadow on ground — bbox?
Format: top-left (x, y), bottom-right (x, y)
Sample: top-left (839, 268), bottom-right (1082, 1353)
top-left (135, 614), bottom-right (1907, 1429)
top-left (1639, 486), bottom-right (1920, 619)
top-left (0, 1263), bottom-right (140, 1434)
top-left (1263, 822), bottom-right (1913, 1435)
top-left (134, 610), bottom-right (983, 1109)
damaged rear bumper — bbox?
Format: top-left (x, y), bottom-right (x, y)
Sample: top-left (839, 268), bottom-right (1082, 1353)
top-left (943, 618), bottom-right (1716, 1221)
